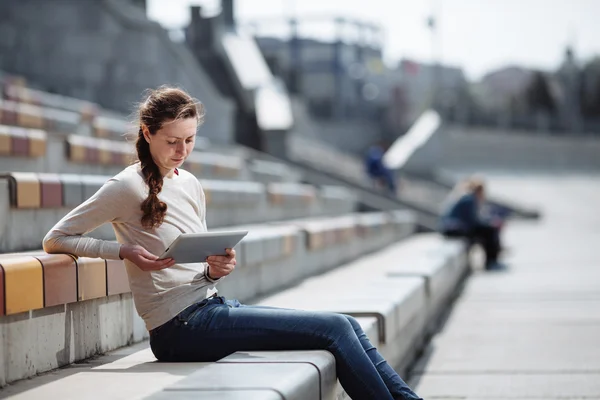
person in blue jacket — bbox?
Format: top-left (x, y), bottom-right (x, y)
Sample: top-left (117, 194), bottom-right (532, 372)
top-left (365, 144), bottom-right (397, 195)
top-left (440, 178), bottom-right (504, 270)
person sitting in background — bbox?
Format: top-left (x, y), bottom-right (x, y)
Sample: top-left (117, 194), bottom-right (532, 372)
top-left (439, 177), bottom-right (504, 270)
top-left (365, 144), bottom-right (397, 195)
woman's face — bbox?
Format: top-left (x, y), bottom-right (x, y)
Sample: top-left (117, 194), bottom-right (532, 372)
top-left (144, 118), bottom-right (197, 174)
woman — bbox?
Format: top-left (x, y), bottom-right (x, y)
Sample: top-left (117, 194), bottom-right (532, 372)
top-left (43, 86), bottom-right (422, 400)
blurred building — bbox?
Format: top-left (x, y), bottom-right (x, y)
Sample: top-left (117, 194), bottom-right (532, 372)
top-left (556, 46), bottom-right (583, 132)
top-left (251, 18), bottom-right (391, 154)
top-left (475, 66), bottom-right (535, 112)
top-left (469, 46), bottom-right (599, 134)
top-left (387, 59), bottom-right (470, 132)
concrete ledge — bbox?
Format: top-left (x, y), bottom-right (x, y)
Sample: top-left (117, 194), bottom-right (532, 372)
top-left (0, 174), bottom-right (358, 252)
top-left (0, 233), bottom-right (468, 399)
top-left (0, 342), bottom-right (334, 400)
top-left (256, 233), bottom-right (468, 371)
top-left (0, 213), bottom-right (417, 386)
top-left (218, 351), bottom-right (336, 400)
top-left (0, 293), bottom-right (144, 386)
top-left (156, 363), bottom-right (321, 400)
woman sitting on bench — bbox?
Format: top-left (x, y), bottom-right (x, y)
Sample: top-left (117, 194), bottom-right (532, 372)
top-left (440, 177), bottom-right (505, 270)
top-left (43, 86), bottom-right (422, 400)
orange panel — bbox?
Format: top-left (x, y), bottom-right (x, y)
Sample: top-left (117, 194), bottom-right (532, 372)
top-left (303, 192), bottom-right (316, 204)
top-left (0, 256), bottom-right (44, 314)
top-left (68, 137), bottom-right (86, 163)
top-left (106, 260), bottom-right (131, 296)
top-left (308, 231), bottom-right (324, 250)
top-left (268, 191), bottom-right (284, 205)
top-left (99, 148), bottom-right (111, 164)
top-left (27, 129), bottom-right (47, 157)
top-left (0, 264), bottom-right (4, 315)
top-left (0, 128), bottom-right (11, 155)
top-left (77, 258), bottom-right (107, 301)
top-left (185, 161), bottom-right (202, 175)
top-left (17, 104), bottom-right (44, 130)
top-left (94, 127), bottom-right (110, 138)
top-left (283, 234), bottom-right (295, 256)
top-left (223, 166), bottom-right (239, 177)
top-left (80, 104), bottom-right (98, 123)
top-left (9, 172), bottom-right (40, 208)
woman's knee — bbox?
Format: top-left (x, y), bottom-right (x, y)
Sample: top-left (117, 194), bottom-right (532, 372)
top-left (314, 312), bottom-right (354, 338)
top-left (342, 314), bottom-right (361, 330)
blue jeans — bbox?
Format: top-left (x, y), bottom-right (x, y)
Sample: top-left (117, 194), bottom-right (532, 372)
top-left (149, 296), bottom-right (422, 400)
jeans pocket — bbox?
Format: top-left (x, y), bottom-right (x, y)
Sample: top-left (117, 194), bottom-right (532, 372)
top-left (176, 299), bottom-right (211, 325)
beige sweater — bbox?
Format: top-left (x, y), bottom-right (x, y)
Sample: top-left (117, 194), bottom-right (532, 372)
top-left (43, 163), bottom-right (218, 331)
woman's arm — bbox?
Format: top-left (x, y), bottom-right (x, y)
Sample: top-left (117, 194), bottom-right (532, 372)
top-left (43, 178), bottom-right (132, 260)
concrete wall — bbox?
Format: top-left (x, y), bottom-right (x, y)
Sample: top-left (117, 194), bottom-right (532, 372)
top-left (0, 294), bottom-right (146, 386)
top-left (0, 0), bottom-right (235, 143)
top-left (409, 125), bottom-right (600, 174)
top-left (312, 119), bottom-right (383, 156)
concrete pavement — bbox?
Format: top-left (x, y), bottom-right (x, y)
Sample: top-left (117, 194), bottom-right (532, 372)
top-left (411, 174), bottom-right (600, 399)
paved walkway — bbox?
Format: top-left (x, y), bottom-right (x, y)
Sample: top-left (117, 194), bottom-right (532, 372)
top-left (411, 174), bottom-right (600, 399)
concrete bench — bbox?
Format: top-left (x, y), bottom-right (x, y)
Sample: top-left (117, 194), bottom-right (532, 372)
top-left (0, 341), bottom-right (336, 400)
top-left (0, 210), bottom-right (410, 316)
top-left (335, 233), bottom-right (469, 334)
top-left (185, 151), bottom-right (245, 179)
top-left (255, 264), bottom-right (428, 373)
top-left (92, 114), bottom-right (132, 138)
top-left (0, 100), bottom-right (83, 135)
top-left (318, 185), bottom-right (358, 215)
top-left (149, 350), bottom-right (336, 400)
top-left (0, 172), bottom-right (360, 252)
top-left (0, 173), bottom-right (111, 252)
top-left (0, 253), bottom-right (129, 316)
top-left (273, 211), bottom-right (416, 278)
top-left (66, 134), bottom-right (132, 166)
top-left (0, 125), bottom-right (46, 158)
top-left (0, 252), bottom-right (142, 386)
top-left (255, 233), bottom-right (469, 374)
top-left (217, 212), bottom-right (414, 302)
top-left (0, 210), bottom-right (415, 387)
top-left (65, 135), bottom-right (248, 180)
top-left (248, 159), bottom-right (302, 183)
top-left (266, 182), bottom-right (318, 220)
top-left (2, 82), bottom-right (134, 139)
top-left (197, 181), bottom-right (357, 228)
top-left (3, 80), bottom-right (98, 122)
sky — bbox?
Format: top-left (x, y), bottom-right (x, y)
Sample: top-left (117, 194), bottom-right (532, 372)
top-left (147, 0), bottom-right (600, 81)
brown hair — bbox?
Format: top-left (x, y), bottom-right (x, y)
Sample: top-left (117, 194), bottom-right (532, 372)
top-left (135, 86), bottom-right (205, 229)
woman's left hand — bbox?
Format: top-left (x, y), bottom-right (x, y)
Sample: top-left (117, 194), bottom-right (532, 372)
top-left (206, 248), bottom-right (236, 280)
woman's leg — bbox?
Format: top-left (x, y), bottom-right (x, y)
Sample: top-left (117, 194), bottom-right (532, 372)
top-left (343, 315), bottom-right (422, 400)
top-left (231, 303), bottom-right (422, 399)
top-left (150, 297), bottom-right (421, 400)
top-left (472, 225), bottom-right (500, 266)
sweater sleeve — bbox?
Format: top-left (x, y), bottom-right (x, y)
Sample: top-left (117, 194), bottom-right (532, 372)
top-left (196, 179), bottom-right (208, 231)
top-left (43, 177), bottom-right (134, 260)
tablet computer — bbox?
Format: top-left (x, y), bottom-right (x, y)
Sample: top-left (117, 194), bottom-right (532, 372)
top-left (159, 230), bottom-right (248, 264)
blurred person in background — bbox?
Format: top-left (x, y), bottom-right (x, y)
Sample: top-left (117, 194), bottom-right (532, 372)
top-left (365, 143), bottom-right (397, 195)
top-left (439, 177), bottom-right (505, 270)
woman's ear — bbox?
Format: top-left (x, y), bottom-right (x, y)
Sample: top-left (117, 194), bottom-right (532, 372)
top-left (142, 125), bottom-right (152, 144)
